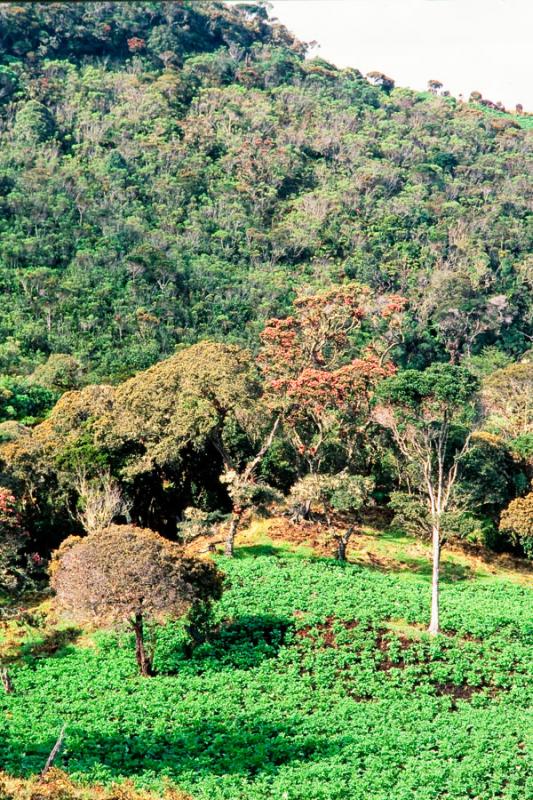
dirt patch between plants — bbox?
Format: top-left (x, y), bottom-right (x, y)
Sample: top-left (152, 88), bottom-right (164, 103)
top-left (375, 628), bottom-right (412, 671)
top-left (434, 682), bottom-right (481, 701)
top-left (295, 616), bottom-right (360, 649)
top-left (293, 617), bottom-right (503, 709)
top-left (296, 616), bottom-right (338, 648)
top-left (270, 519), bottom-right (333, 555)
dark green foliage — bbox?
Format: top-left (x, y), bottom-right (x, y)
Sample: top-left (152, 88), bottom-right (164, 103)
top-left (0, 2), bottom-right (287, 65)
top-left (0, 552), bottom-right (531, 798)
top-left (0, 3), bottom-right (530, 382)
top-left (377, 364), bottom-right (479, 415)
top-left (458, 434), bottom-right (526, 518)
top-left (13, 100), bottom-right (55, 143)
top-left (389, 491), bottom-right (433, 538)
top-left (30, 354), bottom-right (84, 393)
top-left (510, 433), bottom-right (533, 462)
top-left (390, 491), bottom-right (497, 548)
top-left (0, 64), bottom-right (19, 102)
top-left (0, 376), bottom-right (57, 424)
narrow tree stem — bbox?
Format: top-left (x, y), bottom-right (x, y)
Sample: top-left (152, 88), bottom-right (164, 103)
top-left (337, 538), bottom-right (347, 562)
top-left (429, 524), bottom-right (440, 635)
top-left (336, 526), bottom-right (355, 562)
top-left (0, 667), bottom-right (13, 694)
top-left (132, 611), bottom-right (151, 676)
top-left (224, 511), bottom-right (241, 557)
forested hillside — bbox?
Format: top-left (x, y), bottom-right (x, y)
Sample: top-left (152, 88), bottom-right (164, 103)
top-left (0, 1), bottom-right (531, 386)
top-left (0, 0), bottom-right (531, 569)
top-left (0, 4), bottom-right (532, 799)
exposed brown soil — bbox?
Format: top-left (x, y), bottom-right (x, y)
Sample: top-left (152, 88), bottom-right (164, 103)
top-left (434, 682), bottom-right (481, 701)
top-left (296, 616), bottom-right (338, 648)
top-left (343, 620), bottom-right (360, 631)
top-left (269, 518), bottom-right (333, 556)
top-left (183, 531), bottom-right (225, 558)
top-left (0, 768), bottom-right (192, 799)
top-left (375, 628), bottom-right (412, 671)
top-left (293, 616), bottom-right (502, 708)
top-left (432, 681), bottom-right (502, 710)
top-left (295, 616), bottom-right (359, 649)
top-left (267, 518), bottom-right (396, 564)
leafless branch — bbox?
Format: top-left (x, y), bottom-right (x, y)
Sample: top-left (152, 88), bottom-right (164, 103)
top-left (40, 724), bottom-right (66, 779)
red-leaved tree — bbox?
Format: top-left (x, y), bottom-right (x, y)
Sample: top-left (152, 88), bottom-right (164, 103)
top-left (0, 488), bottom-right (34, 597)
top-left (259, 284), bottom-right (406, 479)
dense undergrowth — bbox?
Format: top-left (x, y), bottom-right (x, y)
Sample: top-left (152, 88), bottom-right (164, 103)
top-left (1, 534), bottom-right (531, 800)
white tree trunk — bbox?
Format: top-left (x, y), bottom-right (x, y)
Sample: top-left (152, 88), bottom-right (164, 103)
top-left (429, 523), bottom-right (440, 635)
top-left (224, 512), bottom-right (241, 558)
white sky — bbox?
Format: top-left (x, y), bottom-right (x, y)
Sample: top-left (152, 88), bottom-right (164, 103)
top-left (266, 0), bottom-right (533, 110)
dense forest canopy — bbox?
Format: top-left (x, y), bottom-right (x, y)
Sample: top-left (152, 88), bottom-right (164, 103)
top-left (0, 1), bottom-right (530, 386)
top-left (0, 1), bottom-right (530, 564)
top-left (0, 1), bottom-right (529, 576)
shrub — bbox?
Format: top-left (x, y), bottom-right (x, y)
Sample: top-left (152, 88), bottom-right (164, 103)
top-left (499, 491), bottom-right (533, 558)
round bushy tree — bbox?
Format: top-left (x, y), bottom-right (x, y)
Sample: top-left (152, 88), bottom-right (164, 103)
top-left (289, 472), bottom-right (374, 560)
top-left (499, 491), bottom-right (533, 558)
top-left (50, 524), bottom-right (224, 675)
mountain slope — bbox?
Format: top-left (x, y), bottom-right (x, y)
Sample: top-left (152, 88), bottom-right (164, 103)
top-left (0, 1), bottom-right (531, 383)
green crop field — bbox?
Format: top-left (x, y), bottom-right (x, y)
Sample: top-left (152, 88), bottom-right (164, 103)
top-left (1, 536), bottom-right (531, 800)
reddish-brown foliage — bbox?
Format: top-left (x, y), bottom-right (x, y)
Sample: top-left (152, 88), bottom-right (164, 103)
top-left (258, 284), bottom-right (405, 470)
top-left (127, 37), bottom-right (146, 53)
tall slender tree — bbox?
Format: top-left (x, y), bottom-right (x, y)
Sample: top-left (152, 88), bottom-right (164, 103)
top-left (375, 364), bottom-right (479, 634)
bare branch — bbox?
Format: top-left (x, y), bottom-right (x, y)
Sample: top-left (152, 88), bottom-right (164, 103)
top-left (40, 724), bottom-right (66, 779)
top-left (73, 468), bottom-right (130, 534)
top-left (243, 415), bottom-right (281, 481)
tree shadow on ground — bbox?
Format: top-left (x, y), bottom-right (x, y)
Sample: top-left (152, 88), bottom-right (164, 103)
top-left (8, 626), bottom-right (83, 665)
top-left (236, 546), bottom-right (474, 584)
top-left (155, 614), bottom-right (293, 675)
top-left (234, 543), bottom-right (286, 558)
top-left (391, 556), bottom-right (474, 583)
top-left (233, 538), bottom-right (474, 583)
top-left (201, 613), bottom-right (291, 668)
top-left (6, 716), bottom-right (351, 782)
top-left (233, 543), bottom-right (344, 565)
top-left (347, 551), bottom-right (475, 583)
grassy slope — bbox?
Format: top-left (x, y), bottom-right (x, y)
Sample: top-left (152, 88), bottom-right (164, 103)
top-left (1, 524), bottom-right (532, 800)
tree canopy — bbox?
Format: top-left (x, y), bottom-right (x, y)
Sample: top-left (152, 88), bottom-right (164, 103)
top-left (51, 523), bottom-right (224, 674)
top-left (0, 2), bottom-right (530, 383)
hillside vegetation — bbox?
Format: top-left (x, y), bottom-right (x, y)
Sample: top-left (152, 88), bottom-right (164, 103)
top-left (0, 1), bottom-right (531, 383)
top-left (0, 4), bottom-right (532, 799)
